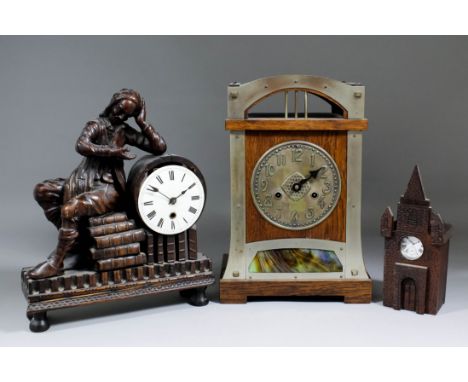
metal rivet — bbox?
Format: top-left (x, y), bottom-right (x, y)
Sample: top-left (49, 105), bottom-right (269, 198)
top-left (230, 91), bottom-right (238, 99)
top-left (351, 269), bottom-right (359, 276)
top-left (232, 271), bottom-right (240, 277)
top-left (354, 92), bottom-right (362, 98)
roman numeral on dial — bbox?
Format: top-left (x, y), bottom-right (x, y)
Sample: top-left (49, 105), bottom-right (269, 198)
top-left (169, 170), bottom-right (174, 180)
top-left (171, 221), bottom-right (175, 230)
top-left (191, 195), bottom-right (200, 200)
top-left (157, 218), bottom-right (164, 228)
top-left (189, 206), bottom-right (197, 214)
top-left (147, 210), bottom-right (156, 220)
top-left (144, 201), bottom-right (153, 206)
top-left (156, 175), bottom-right (163, 184)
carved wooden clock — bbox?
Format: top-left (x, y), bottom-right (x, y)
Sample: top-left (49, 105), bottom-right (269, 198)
top-left (381, 166), bottom-right (452, 314)
top-left (220, 75), bottom-right (372, 304)
top-left (21, 89), bottom-right (215, 332)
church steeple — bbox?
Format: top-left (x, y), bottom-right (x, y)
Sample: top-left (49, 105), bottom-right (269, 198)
top-left (401, 165), bottom-right (430, 206)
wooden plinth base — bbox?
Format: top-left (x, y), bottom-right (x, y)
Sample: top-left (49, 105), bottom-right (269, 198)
top-left (219, 278), bottom-right (372, 304)
top-left (22, 257), bottom-right (214, 332)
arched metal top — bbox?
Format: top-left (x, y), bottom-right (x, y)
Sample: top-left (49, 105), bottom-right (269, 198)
top-left (227, 75), bottom-right (365, 120)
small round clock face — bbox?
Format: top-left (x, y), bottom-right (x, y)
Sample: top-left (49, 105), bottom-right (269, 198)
top-left (137, 165), bottom-right (205, 235)
top-left (400, 236), bottom-right (424, 260)
top-left (251, 141), bottom-right (341, 230)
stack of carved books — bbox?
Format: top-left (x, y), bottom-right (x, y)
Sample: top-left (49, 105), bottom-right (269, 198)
top-left (88, 213), bottom-right (147, 271)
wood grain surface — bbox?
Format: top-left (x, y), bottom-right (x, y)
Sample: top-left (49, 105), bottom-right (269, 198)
top-left (245, 130), bottom-right (347, 243)
top-left (226, 119), bottom-right (367, 131)
top-left (219, 279), bottom-right (372, 304)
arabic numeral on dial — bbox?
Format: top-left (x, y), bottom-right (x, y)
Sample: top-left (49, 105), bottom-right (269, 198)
top-left (260, 177), bottom-right (269, 192)
top-left (276, 208), bottom-right (282, 220)
top-left (320, 167), bottom-right (328, 179)
top-left (292, 148), bottom-right (303, 162)
top-left (310, 154), bottom-right (316, 166)
top-left (264, 194), bottom-right (273, 207)
top-left (276, 154), bottom-right (286, 166)
top-left (265, 164), bottom-right (275, 177)
top-left (318, 197), bottom-right (326, 209)
top-left (322, 181), bottom-right (332, 195)
top-left (290, 210), bottom-right (299, 224)
top-left (305, 208), bottom-right (315, 220)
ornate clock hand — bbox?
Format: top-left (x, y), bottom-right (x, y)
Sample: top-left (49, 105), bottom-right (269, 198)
top-left (292, 167), bottom-right (325, 192)
top-left (147, 185), bottom-right (171, 200)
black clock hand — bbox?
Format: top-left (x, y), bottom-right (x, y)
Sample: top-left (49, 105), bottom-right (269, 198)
top-left (169, 183), bottom-right (195, 205)
top-left (147, 185), bottom-right (171, 200)
top-left (292, 167), bottom-right (325, 192)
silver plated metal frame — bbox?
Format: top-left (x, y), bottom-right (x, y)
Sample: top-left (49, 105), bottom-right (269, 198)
top-left (222, 75), bottom-right (369, 282)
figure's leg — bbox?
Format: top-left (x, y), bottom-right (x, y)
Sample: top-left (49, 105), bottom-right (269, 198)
top-left (28, 186), bottom-right (119, 279)
top-left (27, 224), bottom-right (79, 279)
top-left (34, 178), bottom-right (65, 229)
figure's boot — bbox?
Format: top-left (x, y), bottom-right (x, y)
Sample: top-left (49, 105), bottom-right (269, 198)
top-left (28, 228), bottom-right (78, 279)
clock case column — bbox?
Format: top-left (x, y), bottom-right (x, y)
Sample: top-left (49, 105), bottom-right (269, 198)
top-left (220, 75), bottom-right (372, 304)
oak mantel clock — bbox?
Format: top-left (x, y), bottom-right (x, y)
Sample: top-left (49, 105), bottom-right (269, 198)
top-left (220, 75), bottom-right (372, 304)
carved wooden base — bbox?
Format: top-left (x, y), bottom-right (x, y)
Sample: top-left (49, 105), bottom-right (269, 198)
top-left (219, 279), bottom-right (372, 304)
top-left (22, 257), bottom-right (214, 332)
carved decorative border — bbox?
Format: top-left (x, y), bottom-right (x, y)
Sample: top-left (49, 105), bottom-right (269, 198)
top-left (26, 273), bottom-right (215, 313)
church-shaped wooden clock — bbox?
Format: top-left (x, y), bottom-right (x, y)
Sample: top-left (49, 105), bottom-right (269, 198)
top-left (220, 75), bottom-right (372, 303)
top-left (381, 166), bottom-right (452, 314)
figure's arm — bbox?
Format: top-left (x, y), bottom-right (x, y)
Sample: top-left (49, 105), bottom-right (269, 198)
top-left (124, 122), bottom-right (167, 155)
top-left (76, 121), bottom-right (135, 159)
top-left (124, 99), bottom-right (167, 155)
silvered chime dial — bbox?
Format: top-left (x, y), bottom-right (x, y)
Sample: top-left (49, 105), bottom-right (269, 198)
top-left (251, 141), bottom-right (341, 230)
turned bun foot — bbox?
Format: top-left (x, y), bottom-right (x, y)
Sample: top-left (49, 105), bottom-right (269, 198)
top-left (186, 287), bottom-right (209, 307)
top-left (29, 312), bottom-right (50, 333)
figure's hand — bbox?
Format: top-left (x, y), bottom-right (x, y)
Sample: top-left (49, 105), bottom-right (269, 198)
top-left (136, 98), bottom-right (147, 127)
top-left (114, 147), bottom-right (136, 160)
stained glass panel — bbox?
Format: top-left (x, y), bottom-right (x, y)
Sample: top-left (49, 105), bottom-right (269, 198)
top-left (248, 248), bottom-right (343, 273)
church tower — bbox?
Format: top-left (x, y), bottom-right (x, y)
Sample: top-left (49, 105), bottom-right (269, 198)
top-left (380, 166), bottom-right (452, 314)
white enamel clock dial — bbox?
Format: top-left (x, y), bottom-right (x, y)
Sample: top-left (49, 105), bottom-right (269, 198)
top-left (400, 236), bottom-right (424, 260)
top-left (137, 165), bottom-right (205, 235)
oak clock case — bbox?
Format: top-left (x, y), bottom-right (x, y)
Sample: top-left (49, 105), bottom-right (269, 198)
top-left (220, 75), bottom-right (372, 304)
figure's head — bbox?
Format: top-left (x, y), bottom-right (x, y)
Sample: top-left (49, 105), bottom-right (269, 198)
top-left (100, 89), bottom-right (143, 121)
